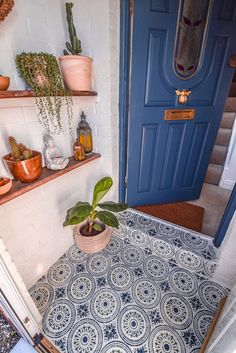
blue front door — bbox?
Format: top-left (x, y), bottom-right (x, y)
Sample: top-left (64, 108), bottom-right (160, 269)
top-left (126, 0), bottom-right (236, 206)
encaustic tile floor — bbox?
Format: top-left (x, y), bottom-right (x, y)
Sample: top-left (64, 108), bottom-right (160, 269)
top-left (29, 209), bottom-right (228, 353)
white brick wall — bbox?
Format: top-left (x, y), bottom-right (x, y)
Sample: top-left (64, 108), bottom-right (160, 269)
top-left (0, 0), bottom-right (120, 288)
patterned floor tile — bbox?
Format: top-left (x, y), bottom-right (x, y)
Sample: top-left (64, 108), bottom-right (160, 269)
top-left (29, 209), bottom-right (227, 353)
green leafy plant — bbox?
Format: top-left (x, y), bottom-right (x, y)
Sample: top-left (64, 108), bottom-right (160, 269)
top-left (64, 177), bottom-right (128, 234)
top-left (63, 2), bottom-right (82, 55)
top-left (15, 52), bottom-right (73, 135)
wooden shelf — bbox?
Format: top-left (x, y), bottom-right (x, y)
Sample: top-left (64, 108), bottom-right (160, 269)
top-left (0, 153), bottom-right (101, 205)
top-left (0, 90), bottom-right (97, 99)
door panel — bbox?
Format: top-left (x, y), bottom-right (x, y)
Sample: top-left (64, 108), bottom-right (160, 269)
top-left (126, 0), bottom-right (236, 206)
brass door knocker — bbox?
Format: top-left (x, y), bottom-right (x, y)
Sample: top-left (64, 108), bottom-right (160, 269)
top-left (175, 89), bottom-right (191, 104)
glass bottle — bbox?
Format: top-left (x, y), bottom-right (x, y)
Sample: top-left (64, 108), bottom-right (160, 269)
top-left (77, 111), bottom-right (93, 154)
top-left (73, 138), bottom-right (85, 161)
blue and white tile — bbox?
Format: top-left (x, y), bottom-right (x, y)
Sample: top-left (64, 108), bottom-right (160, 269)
top-left (29, 209), bottom-right (227, 353)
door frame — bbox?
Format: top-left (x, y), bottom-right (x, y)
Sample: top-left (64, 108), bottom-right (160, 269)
top-left (119, 0), bottom-right (235, 247)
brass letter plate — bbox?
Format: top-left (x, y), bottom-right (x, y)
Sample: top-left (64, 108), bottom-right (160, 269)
top-left (164, 109), bottom-right (195, 121)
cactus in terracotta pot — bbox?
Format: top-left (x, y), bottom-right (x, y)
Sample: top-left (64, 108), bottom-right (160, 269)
top-left (64, 177), bottom-right (128, 253)
top-left (63, 3), bottom-right (82, 56)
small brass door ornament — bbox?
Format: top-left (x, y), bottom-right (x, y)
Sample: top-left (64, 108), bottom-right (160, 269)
top-left (175, 89), bottom-right (191, 104)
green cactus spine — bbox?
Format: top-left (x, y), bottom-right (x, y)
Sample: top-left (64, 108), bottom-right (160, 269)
top-left (22, 149), bottom-right (33, 160)
top-left (8, 136), bottom-right (21, 160)
top-left (63, 2), bottom-right (82, 55)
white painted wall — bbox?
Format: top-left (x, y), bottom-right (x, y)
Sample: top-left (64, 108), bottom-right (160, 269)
top-left (0, 0), bottom-right (120, 288)
top-left (213, 211), bottom-right (236, 289)
top-left (219, 113), bottom-right (236, 191)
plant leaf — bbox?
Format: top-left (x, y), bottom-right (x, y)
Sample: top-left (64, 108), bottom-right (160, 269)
top-left (98, 201), bottom-right (128, 212)
top-left (92, 177), bottom-right (113, 208)
top-left (65, 42), bottom-right (74, 54)
top-left (63, 49), bottom-right (69, 55)
top-left (97, 211), bottom-right (119, 228)
top-left (63, 203), bottom-right (92, 226)
top-left (93, 223), bottom-right (103, 232)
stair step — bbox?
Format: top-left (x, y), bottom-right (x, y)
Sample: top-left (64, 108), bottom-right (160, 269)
top-left (229, 82), bottom-right (236, 97)
top-left (215, 128), bottom-right (232, 146)
top-left (205, 163), bottom-right (224, 185)
top-left (210, 145), bottom-right (228, 165)
top-left (220, 112), bottom-right (235, 129)
top-left (225, 97), bottom-right (236, 112)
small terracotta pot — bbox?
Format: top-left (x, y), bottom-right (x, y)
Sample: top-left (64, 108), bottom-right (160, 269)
top-left (0, 76), bottom-right (10, 90)
top-left (58, 55), bottom-right (92, 91)
top-left (0, 177), bottom-right (12, 195)
top-left (74, 222), bottom-right (112, 253)
top-left (3, 151), bottom-right (42, 183)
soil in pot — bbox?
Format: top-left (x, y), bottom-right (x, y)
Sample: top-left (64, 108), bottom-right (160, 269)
top-left (80, 222), bottom-right (106, 236)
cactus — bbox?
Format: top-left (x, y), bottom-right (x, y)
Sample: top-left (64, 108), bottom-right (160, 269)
top-left (22, 149), bottom-right (33, 160)
top-left (63, 2), bottom-right (82, 55)
top-left (8, 136), bottom-right (21, 160)
top-left (8, 136), bottom-right (34, 161)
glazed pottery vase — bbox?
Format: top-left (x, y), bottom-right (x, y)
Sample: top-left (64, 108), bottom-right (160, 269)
top-left (58, 55), bottom-right (92, 91)
top-left (0, 177), bottom-right (12, 195)
top-left (73, 222), bottom-right (112, 254)
top-left (3, 151), bottom-right (42, 183)
top-left (0, 76), bottom-right (10, 90)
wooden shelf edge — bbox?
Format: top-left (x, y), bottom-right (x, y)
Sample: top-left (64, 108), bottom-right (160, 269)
top-left (0, 90), bottom-right (97, 99)
top-left (0, 153), bottom-right (101, 205)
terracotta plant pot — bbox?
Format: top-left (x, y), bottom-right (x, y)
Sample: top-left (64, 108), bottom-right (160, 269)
top-left (74, 222), bottom-right (112, 253)
top-left (58, 55), bottom-right (92, 91)
top-left (0, 76), bottom-right (10, 90)
top-left (3, 151), bottom-right (42, 183)
top-left (0, 177), bottom-right (12, 195)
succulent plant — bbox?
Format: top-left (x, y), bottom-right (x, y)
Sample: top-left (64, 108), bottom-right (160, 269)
top-left (63, 2), bottom-right (82, 55)
top-left (8, 136), bottom-right (34, 161)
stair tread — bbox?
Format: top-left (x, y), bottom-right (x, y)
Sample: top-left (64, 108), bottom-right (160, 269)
top-left (224, 97), bottom-right (236, 112)
top-left (220, 112), bottom-right (235, 129)
top-left (205, 163), bottom-right (224, 185)
top-left (210, 145), bottom-right (228, 165)
top-left (215, 128), bottom-right (232, 146)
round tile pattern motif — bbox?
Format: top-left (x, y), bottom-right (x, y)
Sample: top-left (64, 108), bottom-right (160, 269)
top-left (43, 299), bottom-right (75, 338)
top-left (149, 326), bottom-right (186, 353)
top-left (199, 281), bottom-right (226, 311)
top-left (30, 283), bottom-right (53, 313)
top-left (175, 249), bottom-right (204, 271)
top-left (158, 224), bottom-right (180, 238)
top-left (108, 265), bottom-right (134, 291)
top-left (86, 254), bottom-right (111, 276)
top-left (132, 278), bottom-right (161, 308)
top-left (67, 245), bottom-right (89, 263)
top-left (47, 261), bottom-right (74, 286)
top-left (135, 215), bottom-right (155, 230)
top-left (129, 228), bottom-right (150, 247)
top-left (151, 238), bottom-right (175, 259)
top-left (181, 233), bottom-right (208, 250)
top-left (67, 319), bottom-right (102, 353)
top-left (161, 293), bottom-right (193, 329)
top-left (121, 245), bottom-right (144, 267)
top-left (193, 310), bottom-right (214, 341)
top-left (102, 342), bottom-right (132, 353)
top-left (105, 238), bottom-right (122, 254)
top-left (144, 256), bottom-right (169, 281)
top-left (169, 268), bottom-right (198, 296)
top-left (118, 305), bottom-right (150, 345)
top-left (91, 288), bottom-right (121, 323)
top-left (67, 274), bottom-right (95, 303)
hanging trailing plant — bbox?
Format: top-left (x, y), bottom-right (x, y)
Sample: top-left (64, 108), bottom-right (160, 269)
top-left (15, 52), bottom-right (73, 135)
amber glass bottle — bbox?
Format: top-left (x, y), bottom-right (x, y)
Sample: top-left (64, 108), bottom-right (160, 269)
top-left (73, 138), bottom-right (85, 161)
top-left (77, 111), bottom-right (93, 154)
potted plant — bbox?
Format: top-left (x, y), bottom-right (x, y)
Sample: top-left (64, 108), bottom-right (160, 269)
top-left (63, 177), bottom-right (128, 253)
top-left (0, 176), bottom-right (12, 195)
top-left (0, 75), bottom-right (10, 90)
top-left (15, 52), bottom-right (73, 135)
top-left (3, 136), bottom-right (42, 183)
top-left (59, 2), bottom-right (92, 91)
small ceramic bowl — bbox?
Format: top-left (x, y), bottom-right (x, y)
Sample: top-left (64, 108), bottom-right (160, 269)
top-left (0, 76), bottom-right (10, 91)
top-left (0, 176), bottom-right (12, 195)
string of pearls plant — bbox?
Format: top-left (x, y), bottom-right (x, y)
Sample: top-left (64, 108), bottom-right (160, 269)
top-left (16, 52), bottom-right (73, 135)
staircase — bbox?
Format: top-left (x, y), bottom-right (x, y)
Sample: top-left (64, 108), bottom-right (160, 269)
top-left (205, 76), bottom-right (236, 185)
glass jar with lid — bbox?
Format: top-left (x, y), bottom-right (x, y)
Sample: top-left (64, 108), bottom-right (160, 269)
top-left (77, 111), bottom-right (93, 154)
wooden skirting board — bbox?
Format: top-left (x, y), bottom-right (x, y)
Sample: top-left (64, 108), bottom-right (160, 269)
top-left (34, 334), bottom-right (60, 353)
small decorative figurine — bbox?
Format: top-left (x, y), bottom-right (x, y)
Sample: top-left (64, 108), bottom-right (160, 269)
top-left (77, 111), bottom-right (93, 153)
top-left (73, 138), bottom-right (85, 161)
top-left (43, 134), bottom-right (69, 170)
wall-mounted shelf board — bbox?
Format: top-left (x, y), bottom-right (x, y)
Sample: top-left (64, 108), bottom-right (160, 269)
top-left (0, 153), bottom-right (101, 205)
top-left (0, 90), bottom-right (97, 99)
